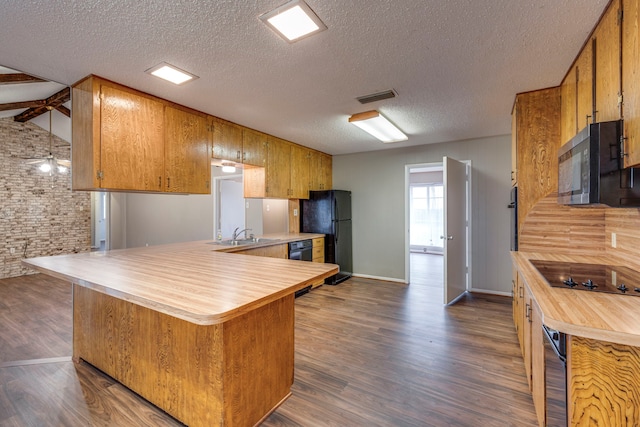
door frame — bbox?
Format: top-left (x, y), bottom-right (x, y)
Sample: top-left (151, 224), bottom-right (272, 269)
top-left (404, 161), bottom-right (472, 291)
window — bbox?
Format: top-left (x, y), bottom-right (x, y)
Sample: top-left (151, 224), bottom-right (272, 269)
top-left (410, 184), bottom-right (444, 251)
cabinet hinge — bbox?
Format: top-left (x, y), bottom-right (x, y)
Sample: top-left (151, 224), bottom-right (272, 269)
top-left (97, 170), bottom-right (104, 180)
top-left (618, 92), bottom-right (624, 108)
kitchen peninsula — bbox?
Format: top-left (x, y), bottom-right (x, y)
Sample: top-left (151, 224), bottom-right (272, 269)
top-left (22, 239), bottom-right (338, 427)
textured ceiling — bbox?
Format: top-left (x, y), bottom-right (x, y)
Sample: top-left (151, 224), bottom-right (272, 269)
top-left (0, 0), bottom-right (608, 155)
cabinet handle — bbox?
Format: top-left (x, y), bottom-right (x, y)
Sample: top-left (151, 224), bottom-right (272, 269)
top-left (242, 152), bottom-right (246, 161)
top-left (519, 286), bottom-right (523, 298)
top-left (236, 150), bottom-right (241, 161)
top-left (167, 177), bottom-right (170, 189)
top-left (158, 176), bottom-right (162, 188)
top-left (525, 303), bottom-right (532, 322)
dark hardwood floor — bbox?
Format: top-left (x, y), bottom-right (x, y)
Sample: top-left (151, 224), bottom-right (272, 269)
top-left (0, 254), bottom-right (537, 426)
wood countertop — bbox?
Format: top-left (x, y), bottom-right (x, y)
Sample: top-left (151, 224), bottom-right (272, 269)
top-left (22, 238), bottom-right (338, 326)
top-left (512, 251), bottom-right (640, 347)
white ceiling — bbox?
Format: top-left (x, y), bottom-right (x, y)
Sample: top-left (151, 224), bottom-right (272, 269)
top-left (0, 0), bottom-right (608, 155)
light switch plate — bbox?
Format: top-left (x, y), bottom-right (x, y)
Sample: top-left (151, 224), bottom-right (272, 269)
top-left (294, 208), bottom-right (298, 216)
top-left (612, 232), bottom-right (617, 248)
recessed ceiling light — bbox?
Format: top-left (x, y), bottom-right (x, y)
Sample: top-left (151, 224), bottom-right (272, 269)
top-left (145, 62), bottom-right (198, 85)
top-left (349, 110), bottom-right (408, 143)
top-left (260, 0), bottom-right (327, 43)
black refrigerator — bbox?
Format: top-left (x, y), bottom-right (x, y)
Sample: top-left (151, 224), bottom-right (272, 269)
top-left (301, 190), bottom-right (352, 285)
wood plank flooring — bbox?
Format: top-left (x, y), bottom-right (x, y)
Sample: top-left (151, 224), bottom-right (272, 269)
top-left (0, 254), bottom-right (537, 426)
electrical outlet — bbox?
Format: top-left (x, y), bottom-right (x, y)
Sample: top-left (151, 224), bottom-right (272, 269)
top-left (10, 247), bottom-right (15, 254)
top-left (294, 208), bottom-right (298, 217)
top-left (612, 232), bottom-right (617, 248)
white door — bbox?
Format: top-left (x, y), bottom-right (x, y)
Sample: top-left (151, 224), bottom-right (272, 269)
top-left (219, 179), bottom-right (245, 239)
top-left (442, 157), bottom-right (468, 304)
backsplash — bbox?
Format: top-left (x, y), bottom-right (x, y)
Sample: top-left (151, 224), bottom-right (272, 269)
top-left (0, 117), bottom-right (91, 279)
top-left (519, 193), bottom-right (640, 271)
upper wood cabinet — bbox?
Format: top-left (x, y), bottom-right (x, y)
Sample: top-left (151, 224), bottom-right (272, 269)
top-left (560, 66), bottom-right (577, 145)
top-left (576, 43), bottom-right (593, 131)
top-left (164, 106), bottom-right (211, 194)
top-left (290, 144), bottom-right (310, 199)
top-left (242, 129), bottom-right (267, 167)
top-left (266, 137), bottom-right (292, 198)
top-left (243, 137), bottom-right (331, 199)
top-left (212, 118), bottom-right (242, 163)
top-left (72, 75), bottom-right (211, 194)
top-left (594, 1), bottom-right (622, 123)
top-left (623, 0), bottom-right (640, 167)
top-left (513, 88), bottom-right (561, 229)
top-left (309, 151), bottom-right (332, 191)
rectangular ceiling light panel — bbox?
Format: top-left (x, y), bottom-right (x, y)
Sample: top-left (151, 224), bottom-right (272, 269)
top-left (146, 62), bottom-right (199, 85)
top-left (260, 0), bottom-right (327, 43)
top-left (349, 110), bottom-right (408, 143)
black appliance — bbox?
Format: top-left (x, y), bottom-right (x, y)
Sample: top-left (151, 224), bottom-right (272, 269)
top-left (558, 120), bottom-right (640, 207)
top-left (288, 240), bottom-right (313, 297)
top-left (289, 239), bottom-right (313, 261)
top-left (542, 325), bottom-right (568, 427)
top-left (301, 190), bottom-right (352, 285)
top-left (508, 187), bottom-right (518, 251)
top-left (530, 260), bottom-right (640, 296)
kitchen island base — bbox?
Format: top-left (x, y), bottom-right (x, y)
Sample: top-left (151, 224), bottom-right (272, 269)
top-left (73, 284), bottom-right (294, 427)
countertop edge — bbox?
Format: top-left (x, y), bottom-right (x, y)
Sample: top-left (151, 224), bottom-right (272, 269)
top-left (511, 251), bottom-right (640, 347)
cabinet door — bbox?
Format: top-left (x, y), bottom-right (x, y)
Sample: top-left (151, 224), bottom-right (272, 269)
top-left (594, 1), bottom-right (621, 123)
top-left (561, 66), bottom-right (577, 145)
top-left (242, 129), bottom-right (267, 167)
top-left (212, 118), bottom-right (242, 162)
top-left (622, 0), bottom-right (640, 167)
top-left (310, 151), bottom-right (332, 190)
top-left (531, 298), bottom-right (546, 427)
top-left (523, 285), bottom-right (533, 390)
top-left (576, 42), bottom-right (593, 131)
top-left (100, 84), bottom-right (165, 191)
top-left (266, 137), bottom-right (291, 198)
top-left (164, 106), bottom-right (211, 194)
top-left (290, 144), bottom-right (310, 199)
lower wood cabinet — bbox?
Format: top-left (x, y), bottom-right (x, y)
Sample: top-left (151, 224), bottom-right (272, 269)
top-left (234, 244), bottom-right (287, 259)
top-left (514, 275), bottom-right (546, 427)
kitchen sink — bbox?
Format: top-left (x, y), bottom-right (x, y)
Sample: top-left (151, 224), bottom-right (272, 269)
top-left (207, 237), bottom-right (280, 247)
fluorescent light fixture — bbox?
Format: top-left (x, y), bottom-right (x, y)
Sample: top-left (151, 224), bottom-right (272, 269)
top-left (349, 110), bottom-right (408, 143)
top-left (146, 62), bottom-right (198, 85)
top-left (260, 0), bottom-right (327, 43)
top-left (221, 162), bottom-right (236, 173)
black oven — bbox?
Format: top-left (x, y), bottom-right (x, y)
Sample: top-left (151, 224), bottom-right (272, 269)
top-left (542, 325), bottom-right (567, 427)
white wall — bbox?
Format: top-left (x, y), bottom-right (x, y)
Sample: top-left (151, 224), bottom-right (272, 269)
top-left (332, 134), bottom-right (512, 294)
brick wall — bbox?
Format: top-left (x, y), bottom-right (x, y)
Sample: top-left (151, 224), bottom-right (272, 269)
top-left (0, 117), bottom-right (91, 278)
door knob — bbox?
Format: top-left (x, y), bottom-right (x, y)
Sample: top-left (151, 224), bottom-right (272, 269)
top-left (440, 235), bottom-right (453, 240)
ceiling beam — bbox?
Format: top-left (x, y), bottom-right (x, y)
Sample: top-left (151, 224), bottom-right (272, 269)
top-left (0, 100), bottom-right (46, 111)
top-left (0, 73), bottom-right (45, 85)
top-left (56, 105), bottom-right (71, 118)
top-left (13, 87), bottom-right (71, 122)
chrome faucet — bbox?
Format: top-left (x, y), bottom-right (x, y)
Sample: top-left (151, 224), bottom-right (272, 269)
top-left (232, 227), bottom-right (252, 241)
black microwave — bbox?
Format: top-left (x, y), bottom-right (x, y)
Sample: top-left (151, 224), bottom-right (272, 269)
top-left (558, 120), bottom-right (640, 207)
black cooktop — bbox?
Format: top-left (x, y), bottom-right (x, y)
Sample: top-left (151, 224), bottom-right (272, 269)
top-left (530, 260), bottom-right (640, 296)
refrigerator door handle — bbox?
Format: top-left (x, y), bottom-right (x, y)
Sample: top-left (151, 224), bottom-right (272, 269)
top-left (335, 220), bottom-right (339, 243)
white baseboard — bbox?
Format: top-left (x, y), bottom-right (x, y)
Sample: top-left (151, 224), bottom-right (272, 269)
top-left (351, 273), bottom-right (407, 284)
top-left (469, 287), bottom-right (511, 297)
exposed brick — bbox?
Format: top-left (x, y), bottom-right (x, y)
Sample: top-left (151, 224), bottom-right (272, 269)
top-left (0, 118), bottom-right (90, 278)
